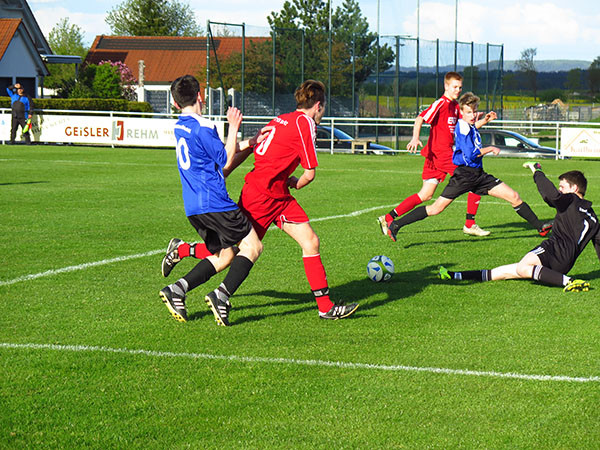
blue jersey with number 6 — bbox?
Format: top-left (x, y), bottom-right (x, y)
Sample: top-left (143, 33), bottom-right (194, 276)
top-left (173, 113), bottom-right (237, 216)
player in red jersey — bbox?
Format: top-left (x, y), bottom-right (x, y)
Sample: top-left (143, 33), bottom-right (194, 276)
top-left (237, 80), bottom-right (358, 320)
top-left (162, 80), bottom-right (358, 320)
top-left (378, 71), bottom-right (490, 239)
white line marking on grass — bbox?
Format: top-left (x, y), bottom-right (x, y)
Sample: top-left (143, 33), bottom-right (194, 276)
top-left (0, 206), bottom-right (395, 286)
top-left (0, 250), bottom-right (164, 287)
top-left (0, 200), bottom-right (544, 286)
top-left (2, 342), bottom-right (598, 383)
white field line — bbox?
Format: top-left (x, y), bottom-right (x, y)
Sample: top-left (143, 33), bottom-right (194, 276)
top-left (0, 200), bottom-right (546, 287)
top-left (1, 342), bottom-right (598, 384)
top-left (0, 250), bottom-right (164, 287)
top-left (0, 206), bottom-right (399, 287)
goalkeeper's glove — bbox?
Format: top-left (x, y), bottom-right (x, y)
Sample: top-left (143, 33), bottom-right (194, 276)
top-left (522, 161), bottom-right (542, 173)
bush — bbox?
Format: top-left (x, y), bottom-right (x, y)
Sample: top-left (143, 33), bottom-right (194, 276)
top-left (0, 97), bottom-right (152, 112)
top-left (539, 88), bottom-right (567, 103)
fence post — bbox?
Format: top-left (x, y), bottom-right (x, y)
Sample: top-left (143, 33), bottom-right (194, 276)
top-left (330, 118), bottom-right (335, 155)
top-left (556, 122), bottom-right (560, 160)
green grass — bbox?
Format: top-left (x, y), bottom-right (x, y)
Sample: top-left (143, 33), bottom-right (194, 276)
top-left (2, 145), bottom-right (600, 448)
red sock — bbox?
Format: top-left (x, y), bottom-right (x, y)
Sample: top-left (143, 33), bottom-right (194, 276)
top-left (393, 193), bottom-right (422, 218)
top-left (193, 243), bottom-right (213, 259)
top-left (177, 243), bottom-right (212, 259)
top-left (465, 192), bottom-right (481, 228)
top-left (302, 254), bottom-right (334, 313)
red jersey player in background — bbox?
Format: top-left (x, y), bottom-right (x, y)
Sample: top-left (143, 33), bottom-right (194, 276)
top-left (378, 71), bottom-right (490, 239)
top-left (238, 80), bottom-right (358, 320)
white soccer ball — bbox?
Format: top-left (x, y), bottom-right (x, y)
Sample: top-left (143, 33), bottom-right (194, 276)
top-left (366, 255), bottom-right (395, 282)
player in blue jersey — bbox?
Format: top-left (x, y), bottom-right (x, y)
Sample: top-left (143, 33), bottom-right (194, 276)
top-left (159, 74), bottom-right (265, 326)
top-left (386, 92), bottom-right (552, 239)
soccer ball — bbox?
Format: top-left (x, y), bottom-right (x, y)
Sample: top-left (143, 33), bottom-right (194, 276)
top-left (366, 255), bottom-right (395, 282)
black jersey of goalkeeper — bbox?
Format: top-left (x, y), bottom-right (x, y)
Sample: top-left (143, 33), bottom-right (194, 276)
top-left (534, 171), bottom-right (600, 267)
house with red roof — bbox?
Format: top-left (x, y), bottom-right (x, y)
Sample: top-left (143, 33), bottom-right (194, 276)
top-left (85, 35), bottom-right (268, 113)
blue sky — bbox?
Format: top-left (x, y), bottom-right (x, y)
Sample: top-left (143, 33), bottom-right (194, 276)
top-left (29, 0), bottom-right (600, 62)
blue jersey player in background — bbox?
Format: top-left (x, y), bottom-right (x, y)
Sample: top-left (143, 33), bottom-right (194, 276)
top-left (385, 92), bottom-right (552, 237)
top-left (159, 74), bottom-right (265, 326)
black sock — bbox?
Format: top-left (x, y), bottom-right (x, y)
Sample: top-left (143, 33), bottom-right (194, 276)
top-left (394, 205), bottom-right (428, 231)
top-left (389, 210), bottom-right (398, 219)
top-left (221, 255), bottom-right (254, 296)
top-left (514, 202), bottom-right (542, 230)
top-left (532, 265), bottom-right (565, 287)
top-left (183, 258), bottom-right (217, 291)
top-left (449, 269), bottom-right (492, 281)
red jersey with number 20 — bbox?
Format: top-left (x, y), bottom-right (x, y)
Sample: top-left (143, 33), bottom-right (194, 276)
top-left (419, 95), bottom-right (459, 161)
top-left (244, 110), bottom-right (319, 199)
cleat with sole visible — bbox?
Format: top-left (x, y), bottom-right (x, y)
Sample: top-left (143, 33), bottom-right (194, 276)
top-left (463, 224), bottom-right (491, 236)
top-left (205, 290), bottom-right (232, 326)
top-left (162, 238), bottom-right (183, 277)
top-left (564, 279), bottom-right (590, 293)
top-left (319, 303), bottom-right (359, 320)
top-left (377, 215), bottom-right (397, 242)
top-left (159, 286), bottom-right (188, 322)
top-left (438, 266), bottom-right (451, 280)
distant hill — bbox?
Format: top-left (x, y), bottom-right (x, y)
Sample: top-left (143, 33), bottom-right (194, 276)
top-left (504, 60), bottom-right (591, 72)
top-left (391, 60), bottom-right (592, 75)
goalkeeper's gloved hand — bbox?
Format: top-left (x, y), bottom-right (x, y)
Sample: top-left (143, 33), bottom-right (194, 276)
top-left (522, 161), bottom-right (542, 173)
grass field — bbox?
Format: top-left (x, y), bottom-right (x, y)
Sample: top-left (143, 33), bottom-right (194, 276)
top-left (2, 145), bottom-right (600, 448)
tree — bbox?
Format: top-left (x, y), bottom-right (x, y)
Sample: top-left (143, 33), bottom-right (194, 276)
top-left (46, 18), bottom-right (88, 90)
top-left (565, 68), bottom-right (583, 93)
top-left (106, 0), bottom-right (202, 36)
top-left (589, 57), bottom-right (600, 95)
top-left (515, 48), bottom-right (538, 100)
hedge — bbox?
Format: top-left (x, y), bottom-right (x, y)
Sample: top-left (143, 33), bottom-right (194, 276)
top-left (0, 97), bottom-right (153, 113)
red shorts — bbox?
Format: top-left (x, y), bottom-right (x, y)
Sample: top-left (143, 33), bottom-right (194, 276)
top-left (421, 155), bottom-right (457, 182)
top-left (238, 182), bottom-right (309, 240)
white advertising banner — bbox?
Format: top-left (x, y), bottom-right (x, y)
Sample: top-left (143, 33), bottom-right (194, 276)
top-left (1, 113), bottom-right (225, 147)
top-left (561, 127), bottom-right (600, 157)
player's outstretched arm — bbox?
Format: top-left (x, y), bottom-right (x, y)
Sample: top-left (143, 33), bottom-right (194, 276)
top-left (224, 106), bottom-right (243, 165)
top-left (475, 111), bottom-right (497, 129)
top-left (407, 116), bottom-right (424, 153)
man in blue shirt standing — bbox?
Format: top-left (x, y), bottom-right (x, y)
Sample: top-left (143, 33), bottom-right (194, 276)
top-left (159, 74), bottom-right (264, 326)
top-left (385, 92), bottom-right (552, 239)
top-left (7, 83), bottom-right (32, 144)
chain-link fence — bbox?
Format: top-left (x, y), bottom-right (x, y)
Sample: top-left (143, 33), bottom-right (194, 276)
top-left (205, 21), bottom-right (503, 117)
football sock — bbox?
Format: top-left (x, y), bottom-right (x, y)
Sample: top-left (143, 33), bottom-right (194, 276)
top-left (221, 255), bottom-right (254, 296)
top-left (391, 193), bottom-right (422, 219)
top-left (513, 202), bottom-right (543, 229)
top-left (394, 205), bottom-right (428, 230)
top-left (178, 243), bottom-right (212, 259)
top-left (532, 265), bottom-right (565, 287)
top-left (171, 279), bottom-right (189, 297)
top-left (303, 254), bottom-right (334, 313)
top-left (183, 259), bottom-right (217, 291)
top-left (465, 192), bottom-right (481, 228)
top-left (448, 269), bottom-right (492, 281)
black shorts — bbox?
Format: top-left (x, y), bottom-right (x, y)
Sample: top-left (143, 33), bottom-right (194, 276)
top-left (529, 240), bottom-right (576, 274)
top-left (440, 166), bottom-right (503, 200)
top-left (187, 209), bottom-right (252, 254)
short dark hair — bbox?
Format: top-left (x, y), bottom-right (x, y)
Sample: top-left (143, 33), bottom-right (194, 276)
top-left (559, 170), bottom-right (587, 196)
top-left (294, 80), bottom-right (326, 109)
top-left (171, 75), bottom-right (200, 108)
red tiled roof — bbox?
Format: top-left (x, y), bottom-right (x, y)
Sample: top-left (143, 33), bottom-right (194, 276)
top-left (0, 19), bottom-right (22, 61)
top-left (85, 35), bottom-right (269, 85)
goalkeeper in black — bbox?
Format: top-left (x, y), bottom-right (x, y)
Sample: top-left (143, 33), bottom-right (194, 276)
top-left (439, 162), bottom-right (600, 292)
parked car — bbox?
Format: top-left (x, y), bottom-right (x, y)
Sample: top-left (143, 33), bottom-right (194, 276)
top-left (479, 129), bottom-right (559, 158)
top-left (316, 125), bottom-right (393, 155)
